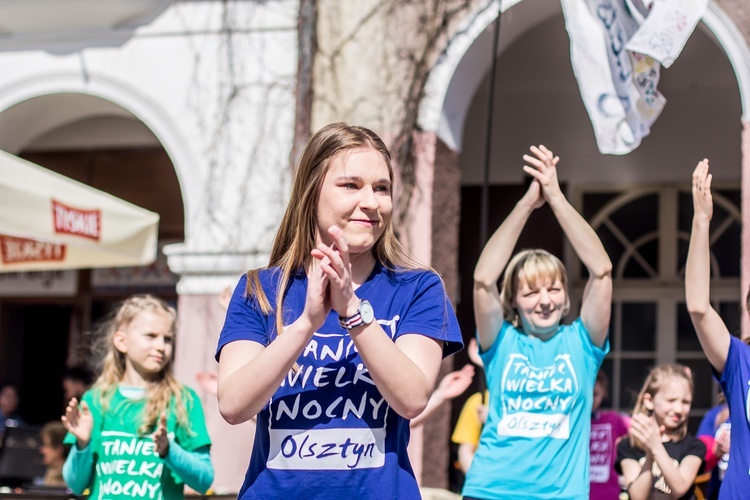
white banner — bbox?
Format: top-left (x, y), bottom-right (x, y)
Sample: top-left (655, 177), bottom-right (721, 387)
top-left (0, 150), bottom-right (159, 272)
top-left (561, 0), bottom-right (707, 155)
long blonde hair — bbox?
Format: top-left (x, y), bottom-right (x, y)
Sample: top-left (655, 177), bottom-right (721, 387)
top-left (632, 363), bottom-right (693, 441)
top-left (500, 249), bottom-right (571, 329)
top-left (247, 123), bottom-right (426, 335)
top-left (91, 294), bottom-right (189, 436)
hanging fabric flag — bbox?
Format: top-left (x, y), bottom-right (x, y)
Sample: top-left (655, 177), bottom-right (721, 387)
top-left (561, 0), bottom-right (708, 155)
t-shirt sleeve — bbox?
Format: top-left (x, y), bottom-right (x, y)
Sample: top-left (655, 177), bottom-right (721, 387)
top-left (571, 318), bottom-right (609, 370)
top-left (615, 437), bottom-right (641, 474)
top-left (479, 321), bottom-right (512, 371)
top-left (216, 274), bottom-right (272, 360)
top-left (719, 335), bottom-right (750, 395)
top-left (451, 392), bottom-right (484, 446)
top-left (683, 436), bottom-right (707, 462)
top-left (395, 271), bottom-right (463, 357)
top-left (614, 413), bottom-right (630, 439)
top-left (175, 387), bottom-right (212, 452)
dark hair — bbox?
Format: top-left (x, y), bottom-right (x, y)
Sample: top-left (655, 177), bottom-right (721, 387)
top-left (595, 369), bottom-right (609, 399)
top-left (62, 366), bottom-right (92, 385)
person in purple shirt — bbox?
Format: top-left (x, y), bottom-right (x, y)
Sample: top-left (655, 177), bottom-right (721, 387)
top-left (590, 370), bottom-right (628, 499)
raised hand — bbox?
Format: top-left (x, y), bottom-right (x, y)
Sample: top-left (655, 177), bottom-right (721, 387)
top-left (435, 364), bottom-right (475, 401)
top-left (152, 412), bottom-right (169, 458)
top-left (61, 398), bottom-right (94, 449)
top-left (522, 145), bottom-right (562, 203)
top-left (195, 371), bottom-right (219, 396)
top-left (692, 159), bottom-right (713, 223)
top-left (311, 226), bottom-right (358, 318)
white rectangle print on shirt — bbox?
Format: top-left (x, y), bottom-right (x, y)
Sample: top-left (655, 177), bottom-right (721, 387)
top-left (497, 353), bottom-right (579, 439)
top-left (267, 427), bottom-right (386, 470)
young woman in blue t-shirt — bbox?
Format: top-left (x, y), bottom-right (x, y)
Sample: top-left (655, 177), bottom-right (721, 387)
top-left (216, 123), bottom-right (462, 499)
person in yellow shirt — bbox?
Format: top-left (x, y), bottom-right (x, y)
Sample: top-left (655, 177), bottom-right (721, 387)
top-left (451, 338), bottom-right (487, 473)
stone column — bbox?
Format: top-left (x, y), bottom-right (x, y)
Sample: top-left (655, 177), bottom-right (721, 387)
top-left (166, 249), bottom-right (267, 493)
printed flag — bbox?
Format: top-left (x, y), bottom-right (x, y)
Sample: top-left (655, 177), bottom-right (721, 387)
top-left (561, 0), bottom-right (708, 155)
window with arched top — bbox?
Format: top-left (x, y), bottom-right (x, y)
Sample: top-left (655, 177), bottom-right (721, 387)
top-left (570, 184), bottom-right (741, 430)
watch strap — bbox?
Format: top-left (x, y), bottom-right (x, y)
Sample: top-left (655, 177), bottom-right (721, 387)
top-left (338, 310), bottom-right (365, 330)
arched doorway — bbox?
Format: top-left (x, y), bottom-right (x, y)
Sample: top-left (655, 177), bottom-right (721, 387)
top-left (424, 0), bottom-right (746, 458)
top-left (0, 93), bottom-right (184, 425)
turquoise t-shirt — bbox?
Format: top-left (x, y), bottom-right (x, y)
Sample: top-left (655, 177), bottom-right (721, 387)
top-left (64, 386), bottom-right (211, 500)
top-left (462, 318), bottom-right (608, 500)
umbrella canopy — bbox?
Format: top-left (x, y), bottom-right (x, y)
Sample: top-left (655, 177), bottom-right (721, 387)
top-left (0, 149), bottom-right (159, 272)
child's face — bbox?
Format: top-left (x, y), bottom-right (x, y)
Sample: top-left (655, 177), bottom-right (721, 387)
top-left (39, 437), bottom-right (64, 465)
top-left (513, 276), bottom-right (566, 337)
top-left (648, 377), bottom-right (692, 432)
top-left (115, 309), bottom-right (174, 377)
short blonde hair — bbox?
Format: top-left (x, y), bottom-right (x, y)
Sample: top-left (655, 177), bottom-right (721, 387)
top-left (500, 249), bottom-right (570, 328)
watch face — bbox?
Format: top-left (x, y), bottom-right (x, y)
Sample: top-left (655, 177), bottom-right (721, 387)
top-left (360, 300), bottom-right (375, 324)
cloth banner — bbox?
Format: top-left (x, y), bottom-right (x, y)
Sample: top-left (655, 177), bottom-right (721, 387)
top-left (561, 0), bottom-right (708, 155)
top-left (0, 149), bottom-right (159, 272)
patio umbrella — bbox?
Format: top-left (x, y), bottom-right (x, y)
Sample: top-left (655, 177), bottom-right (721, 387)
top-left (0, 149), bottom-right (159, 272)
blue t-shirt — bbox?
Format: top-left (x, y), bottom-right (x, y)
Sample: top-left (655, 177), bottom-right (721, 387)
top-left (697, 404), bottom-right (728, 438)
top-left (217, 263), bottom-right (462, 500)
top-left (716, 336), bottom-right (750, 500)
top-left (462, 318), bottom-right (608, 500)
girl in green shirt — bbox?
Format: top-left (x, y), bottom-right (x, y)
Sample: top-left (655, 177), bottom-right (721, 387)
top-left (62, 294), bottom-right (213, 499)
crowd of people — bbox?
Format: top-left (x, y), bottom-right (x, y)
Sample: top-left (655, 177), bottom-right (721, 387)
top-left (0, 125), bottom-right (749, 500)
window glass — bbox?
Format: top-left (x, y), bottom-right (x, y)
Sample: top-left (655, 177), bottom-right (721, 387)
top-left (621, 303), bottom-right (656, 351)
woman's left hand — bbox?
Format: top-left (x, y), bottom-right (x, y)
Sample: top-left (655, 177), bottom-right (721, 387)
top-left (522, 145), bottom-right (562, 202)
top-left (311, 226), bottom-right (359, 318)
top-left (152, 412), bottom-right (170, 458)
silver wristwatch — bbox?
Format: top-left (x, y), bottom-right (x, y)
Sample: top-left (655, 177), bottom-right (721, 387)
top-left (338, 300), bottom-right (375, 330)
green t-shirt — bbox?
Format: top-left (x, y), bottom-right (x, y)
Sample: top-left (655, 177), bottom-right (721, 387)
top-left (65, 386), bottom-right (211, 500)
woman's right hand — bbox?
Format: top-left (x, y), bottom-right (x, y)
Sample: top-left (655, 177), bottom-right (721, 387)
top-left (518, 178), bottom-right (545, 211)
top-left (300, 255), bottom-right (331, 332)
top-left (62, 398), bottom-right (94, 449)
top-left (692, 159), bottom-right (713, 223)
